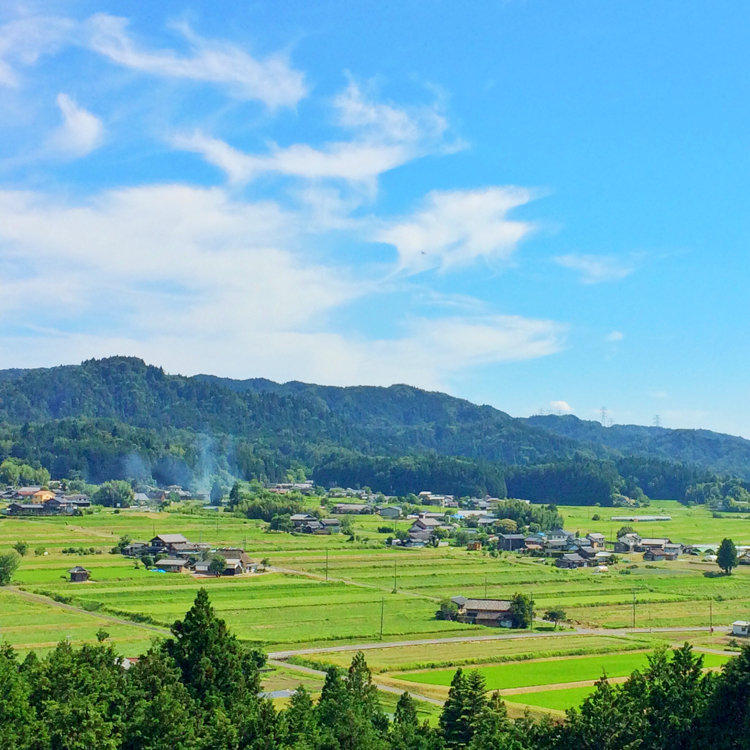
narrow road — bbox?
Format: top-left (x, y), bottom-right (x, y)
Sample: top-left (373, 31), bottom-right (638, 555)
top-left (268, 658), bottom-right (443, 707)
top-left (269, 624), bottom-right (728, 659)
top-left (6, 586), bottom-right (170, 636)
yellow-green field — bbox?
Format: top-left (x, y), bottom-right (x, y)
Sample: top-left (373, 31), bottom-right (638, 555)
top-left (0, 500), bottom-right (747, 715)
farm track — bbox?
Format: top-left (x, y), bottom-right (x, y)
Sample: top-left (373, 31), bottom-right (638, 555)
top-left (267, 658), bottom-right (444, 707)
top-left (268, 625), bottom-right (728, 659)
top-left (6, 587), bottom-right (170, 636)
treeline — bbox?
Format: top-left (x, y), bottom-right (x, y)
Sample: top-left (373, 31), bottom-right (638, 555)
top-left (1, 357), bottom-right (748, 505)
top-left (2, 590), bottom-right (749, 749)
top-left (505, 458), bottom-right (625, 506)
top-left (312, 453), bottom-right (508, 498)
top-left (494, 498), bottom-right (564, 530)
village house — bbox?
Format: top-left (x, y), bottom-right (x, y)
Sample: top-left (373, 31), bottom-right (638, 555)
top-left (614, 533), bottom-right (642, 553)
top-left (376, 506), bottom-right (402, 519)
top-left (156, 558), bottom-right (189, 573)
top-left (586, 532), bottom-right (606, 549)
top-left (68, 566), bottom-right (90, 582)
top-left (290, 513), bottom-right (317, 529)
top-left (467, 540), bottom-right (482, 551)
top-left (450, 596), bottom-right (514, 627)
top-left (498, 533), bottom-right (526, 552)
top-left (331, 503), bottom-right (371, 514)
top-left (5, 502), bottom-right (46, 516)
top-left (732, 621), bottom-right (750, 637)
top-left (149, 534), bottom-right (189, 553)
top-left (556, 552), bottom-right (587, 569)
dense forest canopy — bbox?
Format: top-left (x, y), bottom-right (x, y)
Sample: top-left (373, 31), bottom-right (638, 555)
top-left (0, 357), bottom-right (748, 504)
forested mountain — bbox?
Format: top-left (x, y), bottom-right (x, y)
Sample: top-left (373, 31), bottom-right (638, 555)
top-left (524, 414), bottom-right (750, 480)
top-left (0, 356), bottom-right (748, 499)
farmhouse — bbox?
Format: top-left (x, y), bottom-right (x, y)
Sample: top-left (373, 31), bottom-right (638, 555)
top-left (376, 506), bottom-right (402, 519)
top-left (290, 513), bottom-right (317, 530)
top-left (156, 558), bottom-right (189, 573)
top-left (498, 533), bottom-right (526, 551)
top-left (68, 566), bottom-right (90, 582)
top-left (450, 596), bottom-right (514, 627)
top-left (556, 553), bottom-right (587, 569)
top-left (615, 533), bottom-right (642, 553)
top-left (5, 502), bottom-right (46, 516)
top-left (331, 503), bottom-right (371, 514)
top-left (732, 621), bottom-right (750, 637)
top-left (150, 534), bottom-right (189, 553)
top-left (586, 532), bottom-right (606, 549)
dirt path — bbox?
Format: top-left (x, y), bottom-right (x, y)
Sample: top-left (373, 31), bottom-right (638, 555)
top-left (268, 624), bottom-right (727, 660)
top-left (268, 658), bottom-right (444, 707)
top-left (6, 587), bottom-right (170, 636)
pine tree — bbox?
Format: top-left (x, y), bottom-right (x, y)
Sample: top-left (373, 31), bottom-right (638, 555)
top-left (282, 686), bottom-right (318, 747)
top-left (122, 647), bottom-right (199, 750)
top-left (440, 668), bottom-right (470, 747)
top-left (164, 588), bottom-right (265, 707)
top-left (0, 643), bottom-right (39, 750)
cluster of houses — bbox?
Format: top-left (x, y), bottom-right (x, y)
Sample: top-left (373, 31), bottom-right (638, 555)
top-left (1, 486), bottom-right (91, 516)
top-left (121, 534), bottom-right (259, 576)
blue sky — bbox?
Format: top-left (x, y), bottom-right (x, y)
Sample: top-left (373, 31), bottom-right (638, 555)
top-left (0, 0), bottom-right (748, 437)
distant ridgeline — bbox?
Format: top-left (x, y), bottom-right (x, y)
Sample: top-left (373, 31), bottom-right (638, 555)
top-left (0, 356), bottom-right (749, 506)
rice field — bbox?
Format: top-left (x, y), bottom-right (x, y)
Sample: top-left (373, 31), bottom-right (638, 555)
top-left (0, 500), bottom-right (747, 713)
top-left (396, 650), bottom-right (731, 690)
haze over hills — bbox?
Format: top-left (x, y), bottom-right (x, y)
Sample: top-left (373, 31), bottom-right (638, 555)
top-left (0, 357), bottom-right (748, 500)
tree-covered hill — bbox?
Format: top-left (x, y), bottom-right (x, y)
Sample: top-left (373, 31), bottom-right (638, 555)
top-left (524, 414), bottom-right (750, 480)
top-left (0, 356), bottom-right (748, 497)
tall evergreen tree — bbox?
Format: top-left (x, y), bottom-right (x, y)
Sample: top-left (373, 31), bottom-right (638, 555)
top-left (0, 643), bottom-right (39, 750)
top-left (121, 647), bottom-right (199, 750)
top-left (164, 588), bottom-right (265, 708)
top-left (440, 668), bottom-right (471, 748)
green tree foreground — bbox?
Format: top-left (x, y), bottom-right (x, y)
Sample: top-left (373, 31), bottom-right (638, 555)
top-left (0, 590), bottom-right (749, 748)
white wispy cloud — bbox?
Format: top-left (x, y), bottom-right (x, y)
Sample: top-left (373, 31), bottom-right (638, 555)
top-left (554, 253), bottom-right (637, 284)
top-left (0, 14), bottom-right (73, 87)
top-left (171, 80), bottom-right (453, 190)
top-left (377, 187), bottom-right (537, 275)
top-left (46, 93), bottom-right (104, 158)
top-left (605, 330), bottom-right (624, 342)
top-left (173, 131), bottom-right (412, 186)
top-left (85, 14), bottom-right (307, 108)
top-left (0, 184), bottom-right (564, 387)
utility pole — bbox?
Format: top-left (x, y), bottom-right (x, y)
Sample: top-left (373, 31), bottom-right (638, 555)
top-left (710, 600), bottom-right (713, 634)
top-left (393, 559), bottom-right (397, 593)
top-left (484, 576), bottom-right (488, 600)
top-left (379, 597), bottom-right (385, 640)
top-left (530, 591), bottom-right (534, 632)
top-left (632, 590), bottom-right (636, 629)
top-left (325, 549), bottom-right (329, 582)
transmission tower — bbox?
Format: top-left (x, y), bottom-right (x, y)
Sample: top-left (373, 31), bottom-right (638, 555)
top-left (652, 414), bottom-right (661, 428)
top-left (600, 406), bottom-right (608, 426)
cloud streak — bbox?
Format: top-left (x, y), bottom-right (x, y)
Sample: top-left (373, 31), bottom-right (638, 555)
top-left (554, 253), bottom-right (637, 283)
top-left (172, 80), bottom-right (453, 191)
top-left (86, 14), bottom-right (307, 108)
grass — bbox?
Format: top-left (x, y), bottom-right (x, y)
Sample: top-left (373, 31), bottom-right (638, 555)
top-left (396, 651), bottom-right (731, 690)
top-left (298, 634), bottom-right (652, 673)
top-left (2, 503), bottom-right (750, 663)
top-left (504, 685), bottom-right (597, 712)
